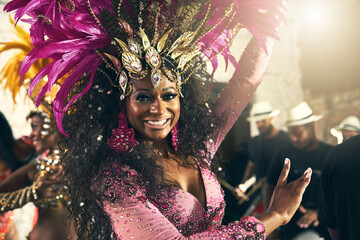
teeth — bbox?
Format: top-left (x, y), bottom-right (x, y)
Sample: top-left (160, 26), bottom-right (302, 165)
top-left (147, 119), bottom-right (167, 125)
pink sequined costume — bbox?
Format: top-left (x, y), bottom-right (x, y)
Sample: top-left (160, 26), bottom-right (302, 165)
top-left (95, 37), bottom-right (274, 240)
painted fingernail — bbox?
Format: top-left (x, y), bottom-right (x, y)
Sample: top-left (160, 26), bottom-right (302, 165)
top-left (304, 167), bottom-right (312, 178)
top-left (284, 158), bottom-right (289, 165)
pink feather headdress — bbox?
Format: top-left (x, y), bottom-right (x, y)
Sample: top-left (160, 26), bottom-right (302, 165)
top-left (4, 0), bottom-right (286, 136)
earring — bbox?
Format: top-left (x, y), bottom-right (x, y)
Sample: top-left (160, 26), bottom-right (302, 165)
top-left (171, 122), bottom-right (179, 151)
top-left (107, 110), bottom-right (139, 154)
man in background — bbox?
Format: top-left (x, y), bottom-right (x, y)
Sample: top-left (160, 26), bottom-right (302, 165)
top-left (233, 101), bottom-right (289, 208)
top-left (265, 101), bottom-right (332, 240)
top-left (318, 134), bottom-right (360, 240)
top-left (330, 115), bottom-right (360, 143)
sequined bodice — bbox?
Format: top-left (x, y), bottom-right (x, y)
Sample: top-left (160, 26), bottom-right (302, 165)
top-left (140, 161), bottom-right (225, 236)
top-left (99, 159), bottom-right (224, 232)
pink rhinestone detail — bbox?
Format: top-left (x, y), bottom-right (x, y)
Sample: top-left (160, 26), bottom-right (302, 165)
top-left (171, 122), bottom-right (179, 151)
top-left (107, 110), bottom-right (139, 154)
top-left (173, 213), bottom-right (182, 223)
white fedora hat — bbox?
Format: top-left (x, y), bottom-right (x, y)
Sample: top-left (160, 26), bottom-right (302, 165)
top-left (247, 101), bottom-right (280, 122)
top-left (284, 101), bottom-right (322, 127)
top-left (331, 116), bottom-right (360, 136)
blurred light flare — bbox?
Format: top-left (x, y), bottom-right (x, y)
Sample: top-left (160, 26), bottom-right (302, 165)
top-left (305, 5), bottom-right (327, 25)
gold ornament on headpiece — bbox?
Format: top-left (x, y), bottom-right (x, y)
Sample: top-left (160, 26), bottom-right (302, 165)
top-left (102, 23), bottom-right (198, 100)
top-left (94, 0), bottom-right (209, 100)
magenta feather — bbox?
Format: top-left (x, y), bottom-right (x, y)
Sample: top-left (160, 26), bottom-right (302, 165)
top-left (198, 0), bottom-right (285, 74)
top-left (5, 0), bottom-right (285, 136)
top-left (5, 0), bottom-right (111, 135)
top-left (53, 55), bottom-right (101, 136)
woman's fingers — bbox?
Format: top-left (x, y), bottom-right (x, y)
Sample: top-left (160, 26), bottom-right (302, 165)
top-left (294, 168), bottom-right (312, 194)
top-left (37, 179), bottom-right (65, 198)
top-left (304, 167), bottom-right (312, 179)
top-left (49, 165), bottom-right (64, 178)
top-left (276, 158), bottom-right (291, 186)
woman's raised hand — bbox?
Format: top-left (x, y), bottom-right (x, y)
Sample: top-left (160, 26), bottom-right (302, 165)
top-left (267, 158), bottom-right (312, 225)
top-left (35, 166), bottom-right (65, 199)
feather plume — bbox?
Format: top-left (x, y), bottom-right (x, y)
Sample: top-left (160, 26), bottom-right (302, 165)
top-left (5, 0), bottom-right (111, 135)
top-left (4, 0), bottom-right (286, 136)
top-left (0, 16), bottom-right (51, 103)
top-left (195, 0), bottom-right (286, 77)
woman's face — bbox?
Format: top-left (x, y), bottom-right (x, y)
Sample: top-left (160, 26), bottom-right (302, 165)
top-left (125, 72), bottom-right (180, 141)
top-left (30, 115), bottom-right (45, 154)
top-left (30, 115), bottom-right (59, 154)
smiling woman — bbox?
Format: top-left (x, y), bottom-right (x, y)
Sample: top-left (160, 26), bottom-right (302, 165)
top-left (4, 0), bottom-right (313, 239)
top-left (126, 73), bottom-right (180, 142)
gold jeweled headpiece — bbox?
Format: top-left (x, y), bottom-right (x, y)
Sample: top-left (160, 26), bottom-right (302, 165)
top-left (4, 0), bottom-right (286, 135)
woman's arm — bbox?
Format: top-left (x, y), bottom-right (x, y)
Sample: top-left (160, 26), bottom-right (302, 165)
top-left (257, 158), bottom-right (312, 235)
top-left (0, 183), bottom-right (38, 213)
top-left (209, 37), bottom-right (275, 155)
top-left (0, 161), bottom-right (65, 213)
top-left (0, 161), bottom-right (35, 192)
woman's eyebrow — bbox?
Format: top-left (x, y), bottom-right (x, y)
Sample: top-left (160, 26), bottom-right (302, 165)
top-left (133, 88), bottom-right (153, 94)
top-left (162, 87), bottom-right (176, 92)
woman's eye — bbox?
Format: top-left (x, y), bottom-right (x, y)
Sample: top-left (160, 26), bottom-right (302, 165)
top-left (135, 94), bottom-right (152, 102)
top-left (162, 93), bottom-right (177, 101)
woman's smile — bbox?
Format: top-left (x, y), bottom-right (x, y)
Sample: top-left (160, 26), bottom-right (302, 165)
top-left (144, 118), bottom-right (170, 129)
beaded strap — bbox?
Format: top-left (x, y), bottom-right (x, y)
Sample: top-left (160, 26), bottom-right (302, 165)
top-left (0, 184), bottom-right (38, 212)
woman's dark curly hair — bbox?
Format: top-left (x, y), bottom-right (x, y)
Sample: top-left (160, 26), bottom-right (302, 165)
top-left (60, 64), bottom-right (221, 239)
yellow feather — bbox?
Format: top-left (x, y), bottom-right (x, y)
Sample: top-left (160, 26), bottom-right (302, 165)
top-left (0, 42), bottom-right (32, 53)
top-left (9, 16), bottom-right (31, 44)
top-left (0, 17), bottom-right (55, 104)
